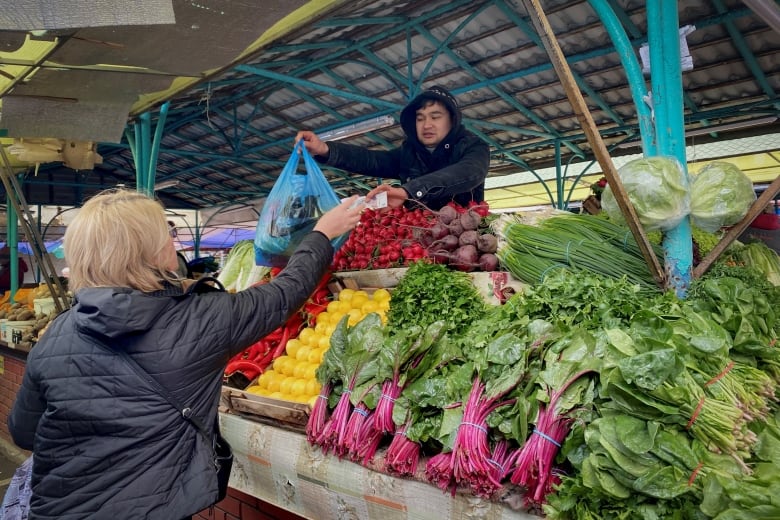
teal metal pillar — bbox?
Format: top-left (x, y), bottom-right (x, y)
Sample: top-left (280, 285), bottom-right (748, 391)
top-left (647, 0), bottom-right (693, 296)
top-left (125, 101), bottom-right (170, 195)
top-left (589, 0), bottom-right (657, 155)
top-left (6, 192), bottom-right (20, 300)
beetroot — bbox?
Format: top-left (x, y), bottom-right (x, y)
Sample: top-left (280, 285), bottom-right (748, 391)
top-left (437, 205), bottom-right (459, 225)
top-left (459, 230), bottom-right (479, 248)
top-left (431, 234), bottom-right (459, 251)
top-left (459, 209), bottom-right (481, 231)
top-left (478, 253), bottom-right (499, 272)
top-left (450, 244), bottom-right (478, 272)
top-left (430, 223), bottom-right (450, 240)
top-left (448, 219), bottom-right (464, 237)
top-left (476, 233), bottom-right (498, 253)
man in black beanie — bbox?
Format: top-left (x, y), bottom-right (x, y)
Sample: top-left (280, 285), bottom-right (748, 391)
top-left (295, 85), bottom-right (490, 211)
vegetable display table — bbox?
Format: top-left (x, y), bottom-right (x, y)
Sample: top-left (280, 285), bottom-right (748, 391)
top-left (220, 412), bottom-right (538, 520)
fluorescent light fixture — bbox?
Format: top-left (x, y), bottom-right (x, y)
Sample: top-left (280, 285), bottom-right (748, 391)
top-left (684, 116), bottom-right (777, 137)
top-left (317, 115), bottom-right (395, 142)
top-left (617, 116), bottom-right (778, 148)
top-left (154, 179), bottom-right (180, 191)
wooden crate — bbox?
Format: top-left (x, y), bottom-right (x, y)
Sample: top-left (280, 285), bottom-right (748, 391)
top-left (221, 386), bottom-right (309, 431)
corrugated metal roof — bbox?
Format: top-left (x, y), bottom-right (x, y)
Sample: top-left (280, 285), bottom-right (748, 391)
top-left (2, 0), bottom-right (779, 212)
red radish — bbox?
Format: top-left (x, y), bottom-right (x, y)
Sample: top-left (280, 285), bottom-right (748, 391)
top-left (459, 209), bottom-right (482, 231)
top-left (478, 253), bottom-right (499, 272)
top-left (476, 233), bottom-right (498, 253)
top-left (458, 230), bottom-right (479, 247)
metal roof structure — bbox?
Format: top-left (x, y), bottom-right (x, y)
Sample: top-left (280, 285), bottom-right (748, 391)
top-left (2, 0), bottom-right (780, 214)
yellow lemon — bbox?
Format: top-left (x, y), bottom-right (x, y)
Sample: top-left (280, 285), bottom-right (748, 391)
top-left (279, 376), bottom-right (295, 395)
top-left (292, 360), bottom-right (308, 379)
top-left (326, 300), bottom-right (341, 313)
top-left (296, 345), bottom-right (313, 362)
top-left (307, 395), bottom-right (319, 408)
top-left (315, 320), bottom-right (329, 335)
top-left (347, 308), bottom-right (364, 326)
top-left (304, 364), bottom-right (319, 380)
top-left (361, 300), bottom-right (380, 314)
top-left (317, 334), bottom-right (331, 350)
top-left (350, 294), bottom-right (369, 310)
top-left (291, 378), bottom-right (307, 396)
top-left (338, 288), bottom-right (355, 303)
top-left (268, 391), bottom-right (284, 400)
top-left (256, 372), bottom-right (271, 389)
top-left (285, 338), bottom-right (303, 359)
top-left (379, 300), bottom-right (390, 311)
top-left (267, 376), bottom-right (282, 393)
top-left (305, 378), bottom-right (321, 396)
top-left (246, 385), bottom-right (263, 394)
top-left (273, 355), bottom-right (291, 373)
top-left (329, 312), bottom-right (346, 327)
top-left (297, 327), bottom-right (315, 346)
top-left (372, 288), bottom-right (391, 303)
top-left (315, 312), bottom-right (331, 326)
top-left (308, 347), bottom-right (323, 364)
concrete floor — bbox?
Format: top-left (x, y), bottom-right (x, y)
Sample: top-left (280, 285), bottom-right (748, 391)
top-left (0, 436), bottom-right (30, 502)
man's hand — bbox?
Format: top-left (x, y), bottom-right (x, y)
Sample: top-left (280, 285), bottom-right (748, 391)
top-left (294, 130), bottom-right (329, 157)
top-left (366, 185), bottom-right (408, 209)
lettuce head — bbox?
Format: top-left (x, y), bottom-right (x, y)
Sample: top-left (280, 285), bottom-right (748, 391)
top-left (602, 156), bottom-right (690, 232)
top-left (690, 161), bottom-right (755, 232)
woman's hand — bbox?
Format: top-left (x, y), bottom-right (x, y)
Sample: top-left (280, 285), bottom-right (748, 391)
top-left (366, 185), bottom-right (409, 210)
top-left (294, 131), bottom-right (329, 157)
top-left (314, 196), bottom-right (365, 240)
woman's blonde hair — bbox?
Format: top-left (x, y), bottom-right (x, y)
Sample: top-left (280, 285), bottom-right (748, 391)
top-left (64, 189), bottom-right (178, 292)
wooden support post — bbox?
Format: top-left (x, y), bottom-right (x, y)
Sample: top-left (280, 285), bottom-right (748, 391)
top-left (693, 175), bottom-right (780, 279)
top-left (520, 0), bottom-right (666, 287)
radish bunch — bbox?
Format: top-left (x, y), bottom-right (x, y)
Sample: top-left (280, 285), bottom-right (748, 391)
top-left (423, 202), bottom-right (500, 272)
top-left (331, 206), bottom-right (435, 271)
top-left (331, 201), bottom-right (500, 273)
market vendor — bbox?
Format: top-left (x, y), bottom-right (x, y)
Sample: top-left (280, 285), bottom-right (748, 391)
top-left (739, 203), bottom-right (780, 254)
top-left (295, 85), bottom-right (490, 211)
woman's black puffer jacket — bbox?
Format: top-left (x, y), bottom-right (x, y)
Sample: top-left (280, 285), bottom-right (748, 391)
top-left (8, 232), bottom-right (333, 520)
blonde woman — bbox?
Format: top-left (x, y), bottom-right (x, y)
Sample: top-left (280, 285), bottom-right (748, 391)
top-left (8, 189), bottom-right (363, 519)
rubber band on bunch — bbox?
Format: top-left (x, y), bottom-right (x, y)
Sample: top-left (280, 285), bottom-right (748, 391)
top-left (705, 361), bottom-right (734, 388)
top-left (487, 458), bottom-right (506, 475)
top-left (687, 461), bottom-right (704, 486)
top-left (353, 407), bottom-right (369, 417)
top-left (686, 397), bottom-right (706, 430)
top-left (540, 263), bottom-right (567, 283)
top-left (533, 428), bottom-right (561, 448)
top-left (380, 393), bottom-right (396, 403)
top-left (459, 421), bottom-right (488, 435)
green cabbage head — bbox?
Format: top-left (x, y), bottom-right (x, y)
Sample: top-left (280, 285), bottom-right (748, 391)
top-left (690, 161), bottom-right (755, 232)
top-left (602, 156), bottom-right (690, 232)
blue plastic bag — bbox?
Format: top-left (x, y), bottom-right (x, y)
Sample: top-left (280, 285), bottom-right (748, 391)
top-left (0, 456), bottom-right (32, 520)
top-left (254, 141), bottom-right (344, 267)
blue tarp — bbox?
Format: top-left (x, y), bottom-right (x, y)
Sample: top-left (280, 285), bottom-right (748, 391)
top-left (176, 228), bottom-right (254, 250)
top-left (0, 239), bottom-right (65, 258)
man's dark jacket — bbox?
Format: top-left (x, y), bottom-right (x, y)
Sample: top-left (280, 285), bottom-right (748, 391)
top-left (318, 87), bottom-right (490, 211)
top-left (8, 232), bottom-right (333, 519)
